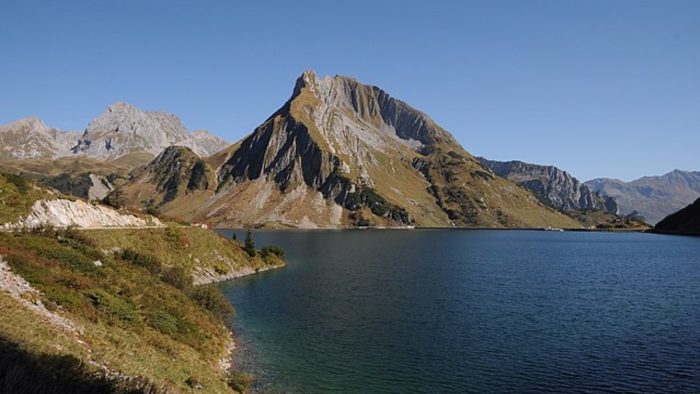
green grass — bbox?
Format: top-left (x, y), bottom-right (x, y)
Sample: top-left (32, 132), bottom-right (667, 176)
top-left (0, 227), bottom-right (279, 392)
top-left (82, 225), bottom-right (284, 280)
top-left (0, 173), bottom-right (48, 224)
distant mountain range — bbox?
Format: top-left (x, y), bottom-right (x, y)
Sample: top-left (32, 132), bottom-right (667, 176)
top-left (478, 158), bottom-right (618, 214)
top-left (0, 102), bottom-right (228, 162)
top-left (116, 71), bottom-right (579, 229)
top-left (0, 71), bottom-right (695, 230)
top-left (585, 171), bottom-right (700, 225)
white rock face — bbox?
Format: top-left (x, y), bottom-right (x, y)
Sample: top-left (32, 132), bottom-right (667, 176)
top-left (72, 102), bottom-right (228, 158)
top-left (6, 199), bottom-right (163, 229)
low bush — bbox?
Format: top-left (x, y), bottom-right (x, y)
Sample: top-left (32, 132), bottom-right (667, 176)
top-left (86, 288), bottom-right (139, 326)
top-left (187, 286), bottom-right (234, 320)
top-left (160, 266), bottom-right (190, 289)
top-left (121, 249), bottom-right (162, 274)
top-left (227, 371), bottom-right (252, 393)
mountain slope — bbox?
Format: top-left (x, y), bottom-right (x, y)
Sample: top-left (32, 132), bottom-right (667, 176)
top-left (654, 198), bottom-right (700, 235)
top-left (119, 71), bottom-right (580, 229)
top-left (118, 145), bottom-right (215, 214)
top-left (478, 158), bottom-right (618, 213)
top-left (586, 170), bottom-right (700, 224)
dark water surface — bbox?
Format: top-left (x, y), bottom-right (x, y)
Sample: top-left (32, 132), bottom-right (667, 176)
top-left (218, 230), bottom-right (700, 393)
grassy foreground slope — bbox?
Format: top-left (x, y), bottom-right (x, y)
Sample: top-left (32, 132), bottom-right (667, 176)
top-left (0, 227), bottom-right (283, 393)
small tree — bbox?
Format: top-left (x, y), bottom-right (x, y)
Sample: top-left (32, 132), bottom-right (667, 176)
top-left (244, 230), bottom-right (256, 257)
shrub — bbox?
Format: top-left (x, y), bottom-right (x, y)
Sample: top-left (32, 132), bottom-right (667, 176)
top-left (160, 266), bottom-right (191, 289)
top-left (148, 310), bottom-right (180, 336)
top-left (121, 249), bottom-right (161, 274)
top-left (261, 245), bottom-right (285, 260)
top-left (102, 189), bottom-right (126, 209)
top-left (187, 286), bottom-right (234, 320)
top-left (3, 172), bottom-right (30, 194)
top-left (86, 288), bottom-right (139, 325)
top-left (227, 371), bottom-right (252, 393)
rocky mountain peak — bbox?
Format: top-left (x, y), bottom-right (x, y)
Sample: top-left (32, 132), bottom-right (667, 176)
top-left (1, 116), bottom-right (49, 134)
top-left (0, 117), bottom-right (80, 160)
top-left (73, 102), bottom-right (227, 159)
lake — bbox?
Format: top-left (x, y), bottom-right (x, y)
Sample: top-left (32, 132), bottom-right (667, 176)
top-left (218, 230), bottom-right (700, 393)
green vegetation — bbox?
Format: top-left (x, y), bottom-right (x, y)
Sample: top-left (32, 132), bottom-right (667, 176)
top-left (0, 225), bottom-right (285, 392)
top-left (0, 231), bottom-right (235, 392)
top-left (261, 245), bottom-right (285, 261)
top-left (0, 173), bottom-right (47, 224)
top-left (82, 226), bottom-right (283, 278)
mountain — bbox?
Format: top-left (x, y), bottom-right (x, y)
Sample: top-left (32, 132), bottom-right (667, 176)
top-left (0, 117), bottom-right (80, 160)
top-left (71, 102), bottom-right (228, 159)
top-left (654, 198), bottom-right (700, 235)
top-left (1, 103), bottom-right (228, 164)
top-left (586, 170), bottom-right (700, 225)
top-left (118, 145), bottom-right (215, 210)
top-left (478, 158), bottom-right (618, 213)
top-left (116, 71), bottom-right (580, 229)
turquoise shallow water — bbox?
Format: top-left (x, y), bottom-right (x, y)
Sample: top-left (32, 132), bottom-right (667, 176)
top-left (218, 230), bottom-right (700, 393)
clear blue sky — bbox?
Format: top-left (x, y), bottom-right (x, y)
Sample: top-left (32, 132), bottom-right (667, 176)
top-left (1, 1), bottom-right (698, 181)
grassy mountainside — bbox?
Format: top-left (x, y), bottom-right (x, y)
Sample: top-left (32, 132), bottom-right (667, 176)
top-left (655, 198), bottom-right (700, 235)
top-left (0, 156), bottom-right (140, 201)
top-left (0, 224), bottom-right (284, 392)
top-left (116, 146), bottom-right (216, 217)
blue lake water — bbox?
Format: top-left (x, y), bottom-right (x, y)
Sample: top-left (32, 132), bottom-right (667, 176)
top-left (218, 230), bottom-right (700, 393)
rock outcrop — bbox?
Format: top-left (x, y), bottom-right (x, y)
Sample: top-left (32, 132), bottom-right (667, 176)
top-left (3, 199), bottom-right (162, 229)
top-left (654, 197), bottom-right (700, 235)
top-left (117, 71), bottom-right (580, 229)
top-left (478, 158), bottom-right (618, 213)
top-left (586, 170), bottom-right (700, 224)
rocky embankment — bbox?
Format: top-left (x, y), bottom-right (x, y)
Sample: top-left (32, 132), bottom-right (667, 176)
top-left (2, 198), bottom-right (162, 230)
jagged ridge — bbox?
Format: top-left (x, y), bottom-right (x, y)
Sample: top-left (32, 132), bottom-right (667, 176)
top-left (478, 158), bottom-right (618, 213)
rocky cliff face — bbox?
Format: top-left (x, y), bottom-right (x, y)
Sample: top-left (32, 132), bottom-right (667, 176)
top-left (654, 197), bottom-right (700, 235)
top-left (129, 146), bottom-right (214, 206)
top-left (586, 170), bottom-right (700, 224)
top-left (119, 71), bottom-right (580, 229)
top-left (0, 117), bottom-right (80, 160)
top-left (72, 102), bottom-right (228, 159)
top-left (478, 158), bottom-right (618, 213)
